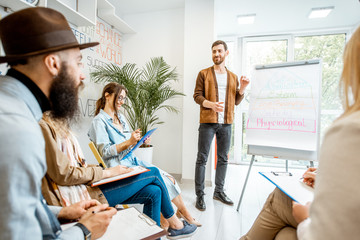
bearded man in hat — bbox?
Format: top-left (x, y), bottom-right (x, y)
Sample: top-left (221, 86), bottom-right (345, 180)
top-left (0, 7), bottom-right (116, 239)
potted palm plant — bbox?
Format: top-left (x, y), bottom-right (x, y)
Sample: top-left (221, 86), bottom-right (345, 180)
top-left (90, 57), bottom-right (184, 163)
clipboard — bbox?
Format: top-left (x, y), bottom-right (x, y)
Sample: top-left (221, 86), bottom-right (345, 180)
top-left (121, 128), bottom-right (157, 160)
top-left (61, 207), bottom-right (167, 240)
top-left (91, 166), bottom-right (150, 187)
top-left (259, 171), bottom-right (314, 205)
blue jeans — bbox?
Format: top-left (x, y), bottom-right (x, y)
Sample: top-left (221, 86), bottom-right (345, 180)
top-left (195, 123), bottom-right (232, 196)
top-left (120, 157), bottom-right (182, 200)
top-left (99, 167), bottom-right (174, 226)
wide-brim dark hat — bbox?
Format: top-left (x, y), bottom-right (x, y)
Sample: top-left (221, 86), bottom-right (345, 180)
top-left (0, 7), bottom-right (99, 64)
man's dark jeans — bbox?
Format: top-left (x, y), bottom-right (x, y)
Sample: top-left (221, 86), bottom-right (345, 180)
top-left (195, 123), bottom-right (232, 197)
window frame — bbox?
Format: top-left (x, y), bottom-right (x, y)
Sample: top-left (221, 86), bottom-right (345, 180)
top-left (226, 27), bottom-right (352, 165)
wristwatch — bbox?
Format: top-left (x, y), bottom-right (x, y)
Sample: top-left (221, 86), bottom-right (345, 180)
top-left (75, 222), bottom-right (91, 240)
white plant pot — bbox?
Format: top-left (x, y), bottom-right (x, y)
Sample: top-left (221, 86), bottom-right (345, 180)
top-left (133, 146), bottom-right (153, 164)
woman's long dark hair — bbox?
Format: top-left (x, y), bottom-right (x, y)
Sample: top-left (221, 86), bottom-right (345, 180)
top-left (95, 83), bottom-right (128, 123)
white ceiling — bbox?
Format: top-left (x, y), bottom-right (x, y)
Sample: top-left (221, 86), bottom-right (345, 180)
top-left (108, 0), bottom-right (360, 36)
top-left (215, 0), bottom-right (360, 36)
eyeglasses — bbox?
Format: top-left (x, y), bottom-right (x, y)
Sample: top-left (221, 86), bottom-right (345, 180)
top-left (117, 95), bottom-right (127, 102)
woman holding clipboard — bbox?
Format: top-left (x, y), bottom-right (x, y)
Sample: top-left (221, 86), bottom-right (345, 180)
top-left (88, 83), bottom-right (201, 228)
top-left (41, 111), bottom-right (197, 239)
top-left (241, 28), bottom-right (360, 240)
top-left (291, 26), bottom-right (360, 240)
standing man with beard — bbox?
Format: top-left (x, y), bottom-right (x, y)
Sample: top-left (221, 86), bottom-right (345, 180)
top-left (0, 7), bottom-right (116, 239)
top-left (193, 40), bottom-right (250, 211)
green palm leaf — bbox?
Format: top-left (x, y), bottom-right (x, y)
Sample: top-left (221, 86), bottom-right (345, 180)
top-left (90, 57), bottom-right (185, 137)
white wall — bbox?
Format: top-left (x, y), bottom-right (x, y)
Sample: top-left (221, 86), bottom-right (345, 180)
top-left (0, 3), bottom-right (218, 183)
top-left (122, 1), bottom-right (217, 184)
top-left (182, 0), bottom-right (215, 182)
top-left (0, 10), bottom-right (117, 166)
top-left (122, 8), bottom-right (185, 175)
top-left (122, 1), bottom-right (218, 184)
top-left (70, 19), bottom-right (123, 165)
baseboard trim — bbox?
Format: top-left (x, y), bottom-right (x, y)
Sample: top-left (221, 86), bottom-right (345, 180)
top-left (180, 178), bottom-right (212, 187)
top-left (171, 173), bottom-right (182, 182)
top-left (170, 173), bottom-right (212, 187)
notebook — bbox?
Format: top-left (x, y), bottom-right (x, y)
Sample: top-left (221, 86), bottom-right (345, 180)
top-left (91, 166), bottom-right (150, 187)
top-left (122, 128), bottom-right (157, 160)
top-left (61, 207), bottom-right (167, 240)
top-left (259, 171), bottom-right (314, 205)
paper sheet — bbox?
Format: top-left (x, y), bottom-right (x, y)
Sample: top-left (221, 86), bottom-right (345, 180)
top-left (246, 64), bottom-right (321, 151)
top-left (61, 207), bottom-right (166, 240)
top-left (91, 166), bottom-right (149, 187)
top-left (259, 171), bottom-right (314, 205)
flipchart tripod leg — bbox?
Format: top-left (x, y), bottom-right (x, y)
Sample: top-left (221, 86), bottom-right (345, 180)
top-left (236, 155), bottom-right (255, 211)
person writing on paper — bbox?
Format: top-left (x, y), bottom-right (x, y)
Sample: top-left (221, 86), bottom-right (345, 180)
top-left (88, 82), bottom-right (201, 228)
top-left (41, 112), bottom-right (197, 239)
top-left (54, 199), bottom-right (117, 239)
top-left (0, 7), bottom-right (116, 239)
top-left (240, 167), bottom-right (317, 240)
top-left (193, 40), bottom-right (249, 210)
top-left (292, 26), bottom-right (360, 240)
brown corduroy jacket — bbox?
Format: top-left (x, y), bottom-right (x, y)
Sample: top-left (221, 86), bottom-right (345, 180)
top-left (39, 119), bottom-right (108, 206)
top-left (193, 66), bottom-right (244, 124)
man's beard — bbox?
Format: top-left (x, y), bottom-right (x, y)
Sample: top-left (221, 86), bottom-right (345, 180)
top-left (213, 56), bottom-right (225, 65)
top-left (49, 63), bottom-right (83, 123)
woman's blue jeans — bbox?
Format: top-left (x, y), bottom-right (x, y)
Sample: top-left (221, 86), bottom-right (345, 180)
top-left (99, 167), bottom-right (174, 226)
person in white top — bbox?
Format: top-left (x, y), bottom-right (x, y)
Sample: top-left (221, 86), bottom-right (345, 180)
top-left (292, 25), bottom-right (360, 240)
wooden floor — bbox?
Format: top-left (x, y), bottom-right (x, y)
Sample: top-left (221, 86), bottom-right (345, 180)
top-left (162, 164), bottom-right (306, 240)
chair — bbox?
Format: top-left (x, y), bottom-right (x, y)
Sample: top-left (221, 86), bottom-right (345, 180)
top-left (89, 142), bottom-right (134, 210)
top-left (88, 142), bottom-right (107, 169)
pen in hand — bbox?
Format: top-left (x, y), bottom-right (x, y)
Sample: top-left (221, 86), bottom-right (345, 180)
top-left (300, 169), bottom-right (317, 188)
top-left (299, 170), bottom-right (318, 180)
top-left (92, 207), bottom-right (113, 214)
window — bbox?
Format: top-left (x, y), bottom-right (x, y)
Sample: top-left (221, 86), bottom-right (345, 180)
top-left (225, 41), bottom-right (235, 71)
top-left (225, 40), bottom-right (236, 162)
top-left (294, 34), bottom-right (346, 142)
top-left (230, 33), bottom-right (346, 167)
top-left (243, 38), bottom-right (288, 109)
